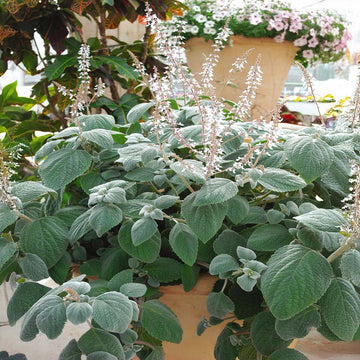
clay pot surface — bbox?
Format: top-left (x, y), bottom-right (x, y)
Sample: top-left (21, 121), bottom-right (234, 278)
top-left (158, 274), bottom-right (225, 360)
top-left (185, 36), bottom-right (299, 120)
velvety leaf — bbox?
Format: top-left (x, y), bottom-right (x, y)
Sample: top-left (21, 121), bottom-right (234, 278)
top-left (206, 292), bottom-right (235, 318)
top-left (120, 328), bottom-right (138, 344)
top-left (35, 296), bottom-right (66, 339)
top-left (59, 339), bottom-right (82, 360)
top-left (321, 149), bottom-right (350, 197)
top-left (213, 230), bottom-right (247, 258)
top-left (275, 306), bottom-right (321, 340)
top-left (247, 224), bottom-right (292, 252)
top-left (66, 302), bottom-right (93, 325)
top-left (141, 300), bottom-right (183, 343)
top-left (193, 178), bottom-right (238, 206)
top-left (226, 196), bottom-right (249, 225)
top-left (340, 249), bottom-right (360, 286)
top-left (295, 209), bottom-right (347, 232)
top-left (0, 237), bottom-right (17, 271)
top-left (268, 348), bottom-right (309, 360)
top-left (108, 270), bottom-right (133, 291)
top-left (87, 352), bottom-right (117, 360)
top-left (120, 283), bottom-right (147, 298)
top-left (214, 327), bottom-right (238, 360)
top-left (258, 168), bottom-right (306, 192)
top-left (296, 225), bottom-right (323, 251)
top-left (89, 204), bottom-right (123, 237)
top-left (250, 312), bottom-right (291, 356)
top-left (143, 258), bottom-right (182, 283)
top-left (99, 248), bottom-right (129, 281)
top-left (125, 167), bottom-right (155, 182)
top-left (19, 253), bottom-right (49, 281)
top-left (169, 223), bottom-right (198, 266)
top-left (236, 275), bottom-right (258, 292)
top-left (144, 347), bottom-right (165, 360)
top-left (0, 203), bottom-right (18, 232)
top-left (118, 220), bottom-right (161, 263)
top-left (242, 206), bottom-right (267, 224)
top-left (181, 192), bottom-right (228, 243)
top-left (10, 181), bottom-right (57, 203)
top-left (209, 254), bottom-right (239, 275)
top-left (20, 216), bottom-right (68, 267)
top-left (38, 148), bottom-right (92, 190)
top-left (69, 211), bottom-right (92, 244)
top-left (92, 292), bottom-right (133, 333)
top-left (154, 195), bottom-right (179, 210)
top-left (261, 245), bottom-right (333, 319)
top-left (285, 135), bottom-right (335, 183)
top-left (267, 209), bottom-right (286, 224)
top-left (170, 160), bottom-right (206, 183)
top-left (319, 278), bottom-right (360, 341)
top-left (78, 114), bottom-right (115, 131)
top-left (78, 328), bottom-right (125, 359)
top-left (131, 217), bottom-right (158, 245)
top-left (127, 101), bottom-right (154, 124)
top-left (7, 282), bottom-right (49, 326)
top-left (55, 206), bottom-right (87, 227)
top-left (82, 129), bottom-right (114, 149)
top-left (181, 264), bottom-right (200, 292)
top-left (49, 252), bottom-right (72, 285)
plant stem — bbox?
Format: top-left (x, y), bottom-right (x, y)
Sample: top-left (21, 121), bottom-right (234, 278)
top-left (162, 213), bottom-right (186, 223)
top-left (165, 178), bottom-right (178, 196)
top-left (92, 0), bottom-right (120, 103)
top-left (134, 340), bottom-right (155, 350)
top-left (327, 241), bottom-right (354, 263)
top-left (17, 212), bottom-right (33, 222)
top-left (257, 352), bottom-right (262, 360)
top-left (220, 278), bottom-right (228, 292)
top-left (196, 260), bottom-right (210, 269)
top-left (177, 173), bottom-right (195, 193)
top-left (128, 25), bottom-right (151, 94)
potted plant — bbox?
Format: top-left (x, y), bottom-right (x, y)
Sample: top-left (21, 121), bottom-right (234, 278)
top-left (1, 8), bottom-right (360, 360)
top-left (163, 0), bottom-right (351, 119)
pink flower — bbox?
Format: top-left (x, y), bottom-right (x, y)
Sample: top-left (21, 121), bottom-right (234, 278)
top-left (289, 23), bottom-right (302, 33)
top-left (341, 29), bottom-right (352, 45)
top-left (303, 49), bottom-right (314, 59)
top-left (308, 37), bottom-right (319, 48)
top-left (294, 36), bottom-right (308, 47)
top-left (249, 13), bottom-right (262, 25)
top-left (273, 21), bottom-right (285, 31)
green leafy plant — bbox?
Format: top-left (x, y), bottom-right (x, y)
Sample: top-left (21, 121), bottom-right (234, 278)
top-left (1, 7), bottom-right (360, 360)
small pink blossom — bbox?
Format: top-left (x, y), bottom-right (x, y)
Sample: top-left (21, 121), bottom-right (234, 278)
top-left (273, 21), bottom-right (285, 31)
top-left (249, 13), bottom-right (262, 25)
top-left (294, 36), bottom-right (308, 47)
top-left (303, 49), bottom-right (314, 59)
top-left (308, 37), bottom-right (319, 48)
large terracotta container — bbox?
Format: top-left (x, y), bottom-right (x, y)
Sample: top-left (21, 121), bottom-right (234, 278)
top-left (159, 274), bottom-right (225, 360)
top-left (185, 35), bottom-right (299, 120)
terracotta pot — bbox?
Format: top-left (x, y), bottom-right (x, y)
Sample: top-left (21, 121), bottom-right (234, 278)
top-left (157, 274), bottom-right (227, 360)
top-left (185, 36), bottom-right (299, 120)
top-left (295, 330), bottom-right (360, 360)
